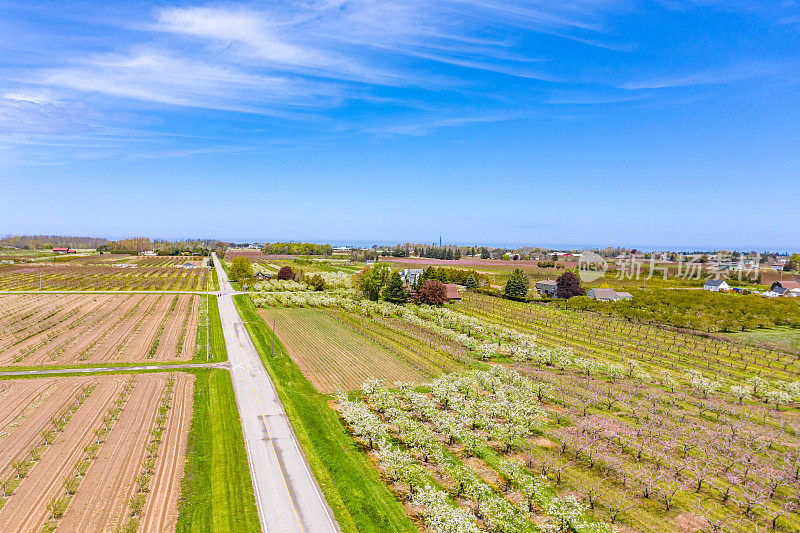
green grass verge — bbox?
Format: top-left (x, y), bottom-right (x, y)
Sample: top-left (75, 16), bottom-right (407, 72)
top-left (195, 295), bottom-right (228, 362)
top-left (177, 368), bottom-right (260, 533)
top-left (211, 266), bottom-right (219, 291)
top-left (234, 294), bottom-right (419, 533)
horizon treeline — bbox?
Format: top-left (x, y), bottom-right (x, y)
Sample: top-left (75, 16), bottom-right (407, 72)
top-left (0, 235), bottom-right (109, 249)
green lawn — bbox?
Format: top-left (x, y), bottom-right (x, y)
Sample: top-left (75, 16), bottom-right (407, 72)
top-left (177, 369), bottom-right (260, 533)
top-left (723, 326), bottom-right (800, 350)
top-left (234, 294), bottom-right (419, 533)
top-left (195, 295), bottom-right (228, 362)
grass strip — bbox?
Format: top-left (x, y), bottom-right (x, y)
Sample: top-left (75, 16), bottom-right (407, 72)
top-left (176, 368), bottom-right (259, 533)
top-left (234, 294), bottom-right (418, 533)
top-left (194, 295), bottom-right (228, 363)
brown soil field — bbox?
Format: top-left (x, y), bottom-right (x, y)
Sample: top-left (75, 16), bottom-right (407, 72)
top-left (0, 262), bottom-right (209, 291)
top-left (0, 294), bottom-right (200, 366)
top-left (259, 307), bottom-right (426, 392)
top-left (0, 373), bottom-right (195, 532)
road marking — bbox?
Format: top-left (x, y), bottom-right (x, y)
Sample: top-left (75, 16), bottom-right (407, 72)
top-left (227, 294), bottom-right (304, 532)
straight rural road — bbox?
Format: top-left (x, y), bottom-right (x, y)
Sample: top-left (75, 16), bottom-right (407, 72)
top-left (212, 253), bottom-right (338, 533)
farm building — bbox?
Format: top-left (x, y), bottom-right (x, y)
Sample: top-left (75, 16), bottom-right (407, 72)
top-left (254, 271), bottom-right (271, 281)
top-left (444, 284), bottom-right (462, 302)
top-left (703, 279), bottom-right (730, 292)
top-left (400, 268), bottom-right (424, 285)
top-left (52, 247), bottom-right (76, 253)
top-left (586, 288), bottom-right (633, 301)
top-left (535, 279), bottom-right (558, 297)
top-left (771, 280), bottom-right (800, 292)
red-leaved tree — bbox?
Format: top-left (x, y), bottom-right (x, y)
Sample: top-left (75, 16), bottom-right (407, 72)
top-left (277, 266), bottom-right (295, 280)
top-left (414, 280), bottom-right (447, 305)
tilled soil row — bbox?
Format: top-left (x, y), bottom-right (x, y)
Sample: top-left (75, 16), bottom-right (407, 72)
top-left (56, 375), bottom-right (167, 532)
top-left (0, 376), bottom-right (126, 530)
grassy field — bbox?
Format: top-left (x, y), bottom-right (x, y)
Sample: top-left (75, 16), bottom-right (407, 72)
top-left (176, 368), bottom-right (260, 533)
top-left (723, 326), bottom-right (800, 350)
top-left (235, 295), bottom-right (419, 533)
top-left (258, 307), bottom-right (428, 392)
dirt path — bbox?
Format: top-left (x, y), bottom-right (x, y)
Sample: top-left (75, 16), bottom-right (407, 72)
top-left (139, 374), bottom-right (195, 531)
top-left (57, 374), bottom-right (166, 532)
top-left (0, 377), bottom-right (124, 531)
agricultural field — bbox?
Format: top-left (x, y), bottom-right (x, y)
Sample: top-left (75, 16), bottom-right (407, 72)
top-left (0, 373), bottom-right (193, 532)
top-left (724, 327), bottom-right (800, 351)
top-left (0, 294), bottom-right (201, 366)
top-left (250, 290), bottom-right (800, 531)
top-left (258, 307), bottom-right (454, 392)
top-left (0, 261), bottom-right (211, 291)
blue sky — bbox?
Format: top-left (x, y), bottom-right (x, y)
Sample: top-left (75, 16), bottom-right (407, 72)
top-left (1, 1), bottom-right (798, 250)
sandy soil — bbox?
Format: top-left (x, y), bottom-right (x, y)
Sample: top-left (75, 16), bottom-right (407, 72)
top-left (57, 375), bottom-right (167, 532)
top-left (139, 374), bottom-right (195, 531)
top-left (0, 376), bottom-right (124, 530)
top-left (0, 294), bottom-right (200, 366)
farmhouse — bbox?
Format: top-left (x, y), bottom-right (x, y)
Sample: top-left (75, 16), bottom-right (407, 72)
top-left (535, 279), bottom-right (558, 297)
top-left (703, 279), bottom-right (730, 292)
top-left (254, 271), bottom-right (271, 281)
top-left (771, 280), bottom-right (800, 292)
top-left (444, 284), bottom-right (462, 302)
top-left (400, 268), bottom-right (423, 286)
top-left (587, 288), bottom-right (633, 302)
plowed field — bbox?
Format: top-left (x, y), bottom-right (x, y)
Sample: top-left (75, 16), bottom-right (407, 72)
top-left (0, 373), bottom-right (194, 532)
top-left (0, 294), bottom-right (200, 366)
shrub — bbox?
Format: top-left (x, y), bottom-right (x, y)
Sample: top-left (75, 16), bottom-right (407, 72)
top-left (277, 266), bottom-right (295, 280)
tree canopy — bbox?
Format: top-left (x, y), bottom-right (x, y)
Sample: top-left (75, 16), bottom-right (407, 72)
top-left (381, 272), bottom-right (409, 303)
top-left (555, 271), bottom-right (584, 299)
top-left (415, 280), bottom-right (447, 305)
top-left (504, 269), bottom-right (530, 299)
top-left (359, 263), bottom-right (392, 301)
top-left (229, 256), bottom-right (254, 282)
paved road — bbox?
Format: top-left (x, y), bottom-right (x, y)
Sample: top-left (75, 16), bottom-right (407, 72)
top-left (213, 253), bottom-right (337, 533)
top-left (0, 362), bottom-right (228, 377)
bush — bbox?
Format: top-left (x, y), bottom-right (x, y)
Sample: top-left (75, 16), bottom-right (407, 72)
top-left (277, 266), bottom-right (295, 280)
top-left (305, 274), bottom-right (326, 291)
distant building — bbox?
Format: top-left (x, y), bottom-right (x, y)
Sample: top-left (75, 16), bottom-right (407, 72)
top-left (254, 271), bottom-right (270, 281)
top-left (52, 247), bottom-right (76, 253)
top-left (365, 260), bottom-right (376, 266)
top-left (444, 284), bottom-right (462, 302)
top-left (586, 288), bottom-right (633, 302)
top-left (141, 250), bottom-right (157, 256)
top-left (703, 279), bottom-right (730, 292)
top-left (535, 279), bottom-right (558, 297)
top-left (771, 281), bottom-right (800, 292)
top-left (400, 268), bottom-right (424, 286)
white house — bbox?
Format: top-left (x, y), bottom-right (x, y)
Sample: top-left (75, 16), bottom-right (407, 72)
top-left (703, 279), bottom-right (730, 292)
top-left (400, 268), bottom-right (424, 286)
